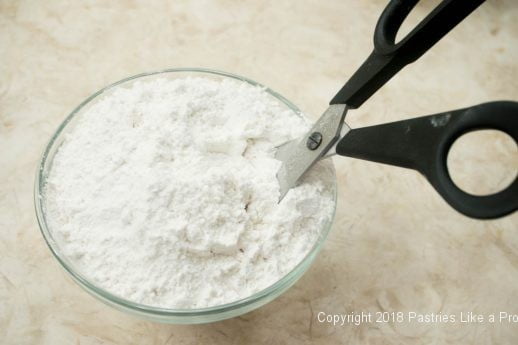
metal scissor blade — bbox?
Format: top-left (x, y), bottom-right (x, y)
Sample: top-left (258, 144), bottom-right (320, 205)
top-left (275, 104), bottom-right (349, 201)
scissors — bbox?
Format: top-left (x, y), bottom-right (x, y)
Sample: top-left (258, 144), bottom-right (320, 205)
top-left (275, 0), bottom-right (518, 219)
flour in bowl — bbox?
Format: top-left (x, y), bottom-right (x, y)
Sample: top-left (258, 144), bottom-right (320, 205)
top-left (44, 75), bottom-right (335, 308)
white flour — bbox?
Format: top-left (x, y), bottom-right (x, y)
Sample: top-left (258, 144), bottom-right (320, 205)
top-left (45, 75), bottom-right (335, 308)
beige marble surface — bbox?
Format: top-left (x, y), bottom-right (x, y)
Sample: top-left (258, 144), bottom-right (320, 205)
top-left (1, 0), bottom-right (517, 344)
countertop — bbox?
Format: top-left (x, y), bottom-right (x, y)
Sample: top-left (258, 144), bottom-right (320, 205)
top-left (1, 1), bottom-right (517, 344)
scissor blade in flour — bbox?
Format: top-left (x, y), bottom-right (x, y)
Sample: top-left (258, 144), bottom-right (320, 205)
top-left (275, 104), bottom-right (348, 201)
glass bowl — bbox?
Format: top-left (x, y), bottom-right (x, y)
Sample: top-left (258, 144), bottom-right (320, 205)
top-left (34, 68), bottom-right (337, 324)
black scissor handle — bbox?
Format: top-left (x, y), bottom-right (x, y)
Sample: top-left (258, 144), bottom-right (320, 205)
top-left (336, 101), bottom-right (518, 219)
top-left (331, 0), bottom-right (485, 108)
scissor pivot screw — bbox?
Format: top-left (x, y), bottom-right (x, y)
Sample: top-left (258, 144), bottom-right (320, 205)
top-left (306, 132), bottom-right (323, 150)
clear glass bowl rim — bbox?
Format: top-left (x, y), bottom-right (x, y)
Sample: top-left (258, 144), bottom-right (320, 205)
top-left (34, 67), bottom-right (337, 318)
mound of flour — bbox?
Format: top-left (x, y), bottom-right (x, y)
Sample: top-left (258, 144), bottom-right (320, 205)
top-left (45, 75), bottom-right (335, 308)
